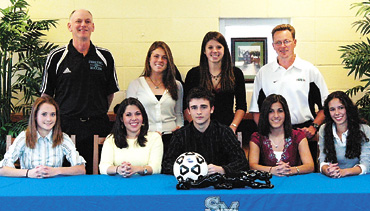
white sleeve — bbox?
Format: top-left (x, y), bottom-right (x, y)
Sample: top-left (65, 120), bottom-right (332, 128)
top-left (99, 135), bottom-right (116, 175)
top-left (146, 132), bottom-right (164, 174)
top-left (249, 70), bottom-right (263, 113)
top-left (126, 78), bottom-right (140, 98)
top-left (0, 132), bottom-right (26, 168)
top-left (175, 81), bottom-right (184, 127)
top-left (318, 125), bottom-right (329, 172)
top-left (358, 125), bottom-right (370, 174)
top-left (62, 133), bottom-right (86, 166)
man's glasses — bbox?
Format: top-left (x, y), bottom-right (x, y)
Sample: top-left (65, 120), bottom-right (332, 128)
top-left (273, 40), bottom-right (293, 46)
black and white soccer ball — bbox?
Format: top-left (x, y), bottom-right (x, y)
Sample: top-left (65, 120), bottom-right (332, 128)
top-left (173, 152), bottom-right (208, 182)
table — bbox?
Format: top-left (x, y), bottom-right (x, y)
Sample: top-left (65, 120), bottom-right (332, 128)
top-left (0, 173), bottom-right (369, 210)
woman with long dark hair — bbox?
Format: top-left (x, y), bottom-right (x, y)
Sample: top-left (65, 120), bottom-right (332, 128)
top-left (319, 91), bottom-right (370, 178)
top-left (249, 94), bottom-right (314, 176)
top-left (99, 98), bottom-right (163, 177)
top-left (184, 31), bottom-right (246, 133)
top-left (126, 41), bottom-right (183, 154)
top-left (0, 96), bottom-right (86, 178)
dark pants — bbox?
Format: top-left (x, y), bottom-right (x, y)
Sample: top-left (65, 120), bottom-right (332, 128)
top-left (293, 121), bottom-right (319, 173)
top-left (61, 114), bottom-right (112, 174)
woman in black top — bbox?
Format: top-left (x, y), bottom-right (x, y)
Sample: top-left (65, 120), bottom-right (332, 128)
top-left (184, 31), bottom-right (246, 133)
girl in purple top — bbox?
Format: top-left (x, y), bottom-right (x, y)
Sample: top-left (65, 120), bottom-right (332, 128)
top-left (249, 94), bottom-right (314, 176)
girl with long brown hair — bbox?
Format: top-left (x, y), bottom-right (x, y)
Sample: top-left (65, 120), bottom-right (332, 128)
top-left (0, 96), bottom-right (85, 178)
top-left (184, 31), bottom-right (246, 133)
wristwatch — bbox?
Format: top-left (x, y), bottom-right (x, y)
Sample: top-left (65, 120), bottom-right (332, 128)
top-left (143, 167), bottom-right (148, 175)
top-left (311, 123), bottom-right (319, 131)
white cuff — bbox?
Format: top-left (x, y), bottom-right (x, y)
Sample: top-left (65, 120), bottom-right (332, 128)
top-left (356, 164), bottom-right (367, 175)
top-left (319, 162), bottom-right (330, 173)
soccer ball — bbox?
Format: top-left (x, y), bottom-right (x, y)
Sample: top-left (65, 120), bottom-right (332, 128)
top-left (173, 152), bottom-right (208, 182)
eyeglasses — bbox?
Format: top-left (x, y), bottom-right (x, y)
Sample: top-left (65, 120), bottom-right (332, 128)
top-left (273, 40), bottom-right (293, 46)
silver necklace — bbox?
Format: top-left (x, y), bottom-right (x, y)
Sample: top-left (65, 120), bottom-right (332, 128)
top-left (270, 139), bottom-right (279, 148)
top-left (148, 77), bottom-right (162, 89)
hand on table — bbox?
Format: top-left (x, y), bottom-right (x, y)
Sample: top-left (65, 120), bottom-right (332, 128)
top-left (207, 164), bottom-right (225, 175)
top-left (29, 165), bottom-right (58, 178)
top-left (273, 161), bottom-right (292, 176)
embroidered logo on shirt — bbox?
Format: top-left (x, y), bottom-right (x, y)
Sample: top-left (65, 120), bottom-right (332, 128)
top-left (89, 60), bottom-right (103, 71)
top-left (296, 78), bottom-right (305, 82)
top-left (63, 68), bottom-right (71, 74)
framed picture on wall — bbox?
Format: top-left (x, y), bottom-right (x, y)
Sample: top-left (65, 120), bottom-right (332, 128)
top-left (231, 37), bottom-right (267, 83)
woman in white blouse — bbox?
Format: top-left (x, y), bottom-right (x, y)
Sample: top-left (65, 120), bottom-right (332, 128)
top-left (126, 41), bottom-right (183, 155)
top-left (0, 96), bottom-right (86, 178)
top-left (99, 98), bottom-right (163, 176)
top-left (319, 91), bottom-right (370, 178)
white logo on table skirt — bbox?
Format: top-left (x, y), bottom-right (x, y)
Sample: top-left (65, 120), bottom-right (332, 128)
top-left (204, 196), bottom-right (239, 211)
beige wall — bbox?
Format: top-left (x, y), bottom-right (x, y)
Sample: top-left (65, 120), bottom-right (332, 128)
top-left (1, 0), bottom-right (364, 104)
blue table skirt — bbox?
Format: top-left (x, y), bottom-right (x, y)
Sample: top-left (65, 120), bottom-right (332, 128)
top-left (0, 173), bottom-right (369, 210)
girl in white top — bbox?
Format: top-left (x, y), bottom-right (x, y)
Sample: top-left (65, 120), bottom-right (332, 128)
top-left (0, 96), bottom-right (86, 178)
top-left (99, 98), bottom-right (163, 176)
top-left (126, 41), bottom-right (183, 155)
top-left (319, 91), bottom-right (370, 178)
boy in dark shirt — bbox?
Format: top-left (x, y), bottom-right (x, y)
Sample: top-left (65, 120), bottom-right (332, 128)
top-left (162, 87), bottom-right (248, 175)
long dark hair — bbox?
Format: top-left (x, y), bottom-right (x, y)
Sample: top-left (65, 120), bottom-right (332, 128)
top-left (199, 31), bottom-right (235, 92)
top-left (142, 41), bottom-right (178, 100)
top-left (26, 96), bottom-right (63, 149)
top-left (258, 94), bottom-right (292, 138)
top-left (111, 98), bottom-right (149, 148)
top-left (323, 91), bottom-right (368, 163)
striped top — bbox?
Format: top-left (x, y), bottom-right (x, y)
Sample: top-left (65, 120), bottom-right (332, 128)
top-left (0, 130), bottom-right (85, 169)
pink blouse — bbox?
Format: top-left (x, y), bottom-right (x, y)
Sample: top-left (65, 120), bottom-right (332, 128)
top-left (250, 129), bottom-right (306, 167)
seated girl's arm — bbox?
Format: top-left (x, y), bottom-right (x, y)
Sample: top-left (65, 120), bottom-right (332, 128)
top-left (249, 141), bottom-right (273, 173)
top-left (120, 133), bottom-right (164, 177)
top-left (249, 141), bottom-right (288, 176)
top-left (322, 163), bottom-right (361, 178)
top-left (0, 167), bottom-right (29, 177)
top-left (60, 134), bottom-right (86, 176)
top-left (0, 132), bottom-right (27, 177)
top-left (318, 126), bottom-right (332, 176)
top-left (319, 125), bottom-right (363, 178)
top-left (334, 126), bottom-right (370, 177)
top-left (34, 164), bottom-right (85, 178)
top-left (146, 133), bottom-right (163, 174)
top-left (249, 137), bottom-right (309, 176)
top-left (295, 138), bottom-right (314, 174)
top-left (328, 136), bottom-right (370, 178)
top-left (118, 162), bottom-right (151, 177)
top-left (99, 135), bottom-right (117, 175)
top-left (357, 125), bottom-right (370, 175)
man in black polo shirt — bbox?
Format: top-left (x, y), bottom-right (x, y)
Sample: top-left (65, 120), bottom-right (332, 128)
top-left (162, 87), bottom-right (248, 175)
top-left (40, 9), bottom-right (119, 174)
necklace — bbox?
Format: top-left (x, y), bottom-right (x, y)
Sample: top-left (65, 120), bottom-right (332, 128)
top-left (270, 139), bottom-right (279, 148)
top-left (209, 72), bottom-right (221, 81)
top-left (270, 138), bottom-right (286, 149)
top-left (148, 77), bottom-right (162, 89)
